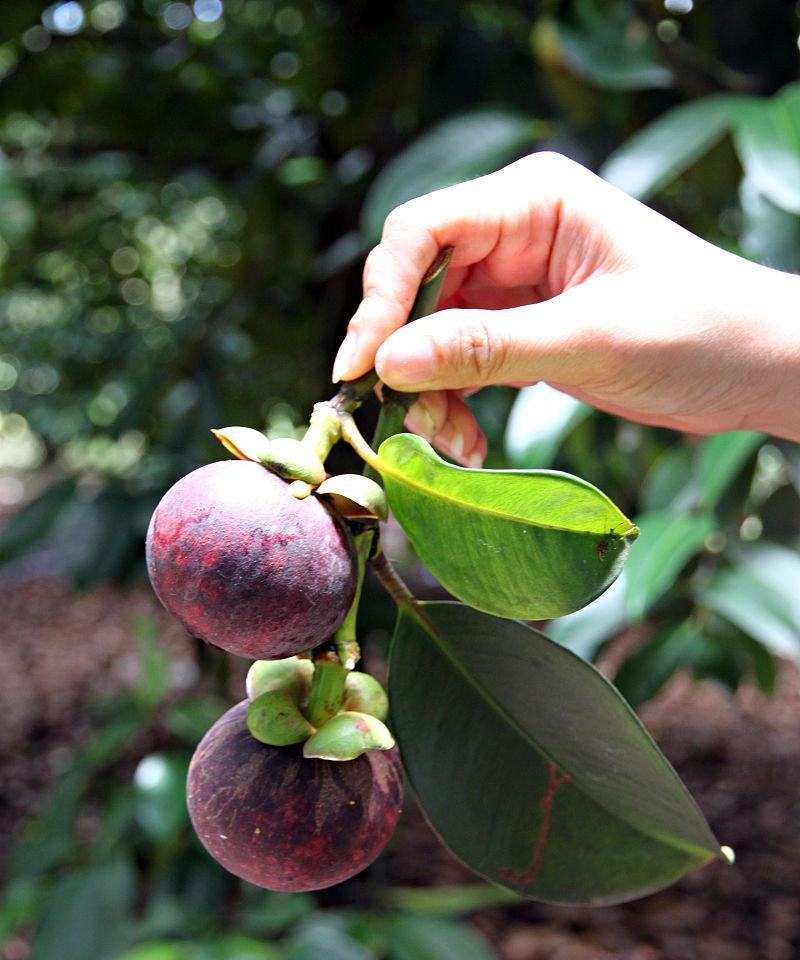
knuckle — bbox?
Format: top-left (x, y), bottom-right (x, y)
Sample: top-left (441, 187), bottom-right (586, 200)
top-left (382, 201), bottom-right (420, 236)
top-left (445, 315), bottom-right (506, 381)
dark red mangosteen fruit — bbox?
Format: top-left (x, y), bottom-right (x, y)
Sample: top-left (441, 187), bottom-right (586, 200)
top-left (187, 700), bottom-right (404, 891)
top-left (146, 460), bottom-right (357, 659)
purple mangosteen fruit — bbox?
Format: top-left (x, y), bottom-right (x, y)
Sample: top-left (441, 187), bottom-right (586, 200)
top-left (187, 700), bottom-right (404, 891)
top-left (146, 460), bottom-right (357, 660)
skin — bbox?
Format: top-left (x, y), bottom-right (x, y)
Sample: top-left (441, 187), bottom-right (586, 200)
top-left (332, 152), bottom-right (800, 466)
top-left (187, 700), bottom-right (403, 891)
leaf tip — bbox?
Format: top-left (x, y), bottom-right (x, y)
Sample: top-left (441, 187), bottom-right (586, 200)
top-left (720, 845), bottom-right (736, 865)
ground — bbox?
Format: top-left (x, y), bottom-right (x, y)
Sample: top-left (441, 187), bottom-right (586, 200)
top-left (1, 574), bottom-right (798, 960)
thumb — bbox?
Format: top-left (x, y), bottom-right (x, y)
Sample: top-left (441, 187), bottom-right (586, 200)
top-left (374, 284), bottom-right (611, 392)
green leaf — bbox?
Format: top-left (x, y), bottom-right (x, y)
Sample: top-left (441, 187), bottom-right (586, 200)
top-left (0, 478), bottom-right (76, 564)
top-left (695, 431), bottom-right (763, 510)
top-left (640, 445), bottom-right (694, 514)
top-left (386, 915), bottom-right (496, 960)
top-left (285, 915), bottom-right (373, 960)
top-left (361, 110), bottom-right (538, 241)
top-left (740, 177), bottom-right (800, 272)
top-left (733, 86), bottom-right (800, 215)
top-left (697, 545), bottom-right (800, 661)
top-left (30, 858), bottom-right (134, 960)
top-left (600, 95), bottom-right (740, 200)
top-left (613, 621), bottom-right (698, 709)
top-left (133, 753), bottom-right (190, 842)
top-left (549, 14), bottom-right (672, 91)
top-left (545, 575), bottom-right (627, 661)
top-left (504, 384), bottom-right (590, 469)
top-left (389, 602), bottom-right (722, 905)
top-left (623, 511), bottom-right (715, 622)
top-left (375, 434), bottom-right (638, 620)
top-left (384, 885), bottom-right (520, 916)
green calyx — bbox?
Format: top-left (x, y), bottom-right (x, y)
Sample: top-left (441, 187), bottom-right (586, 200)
top-left (244, 655), bottom-right (393, 760)
top-left (212, 427), bottom-right (327, 486)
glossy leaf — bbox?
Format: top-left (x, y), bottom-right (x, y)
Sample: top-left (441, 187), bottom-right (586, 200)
top-left (697, 545), bottom-right (800, 661)
top-left (740, 177), bottom-right (800, 272)
top-left (733, 86), bottom-right (800, 215)
top-left (389, 602), bottom-right (722, 905)
top-left (601, 95), bottom-right (740, 200)
top-left (375, 434), bottom-right (638, 619)
top-left (623, 511), bottom-right (715, 622)
top-left (695, 431), bottom-right (763, 510)
top-left (361, 110), bottom-right (537, 241)
top-left (504, 384), bottom-right (590, 469)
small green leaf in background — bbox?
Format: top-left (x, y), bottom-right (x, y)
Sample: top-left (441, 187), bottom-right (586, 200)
top-left (640, 445), bottom-right (694, 514)
top-left (376, 434), bottom-right (637, 620)
top-left (613, 621), bottom-right (698, 708)
top-left (624, 512), bottom-right (715, 622)
top-left (385, 884), bottom-right (519, 916)
top-left (0, 152), bottom-right (36, 244)
top-left (740, 176), bottom-right (800, 272)
top-left (697, 544), bottom-right (800, 661)
top-left (695, 431), bottom-right (763, 510)
top-left (284, 915), bottom-right (372, 960)
top-left (386, 915), bottom-right (496, 960)
top-left (389, 602), bottom-right (723, 905)
top-left (31, 857), bottom-right (135, 960)
top-left (361, 110), bottom-right (538, 241)
top-left (543, 4), bottom-right (672, 92)
top-left (600, 95), bottom-right (741, 200)
top-left (504, 384), bottom-right (590, 469)
top-left (733, 83), bottom-right (800, 215)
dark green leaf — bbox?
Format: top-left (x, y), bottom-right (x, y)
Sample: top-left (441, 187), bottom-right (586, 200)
top-left (361, 110), bottom-right (538, 241)
top-left (0, 155), bottom-right (36, 244)
top-left (387, 915), bottom-right (496, 960)
top-left (733, 86), bottom-right (800, 215)
top-left (375, 434), bottom-right (637, 620)
top-left (550, 15), bottom-right (672, 91)
top-left (389, 602), bottom-right (722, 905)
top-left (624, 512), bottom-right (715, 621)
top-left (31, 858), bottom-right (135, 960)
top-left (601, 96), bottom-right (740, 200)
top-left (0, 478), bottom-right (76, 565)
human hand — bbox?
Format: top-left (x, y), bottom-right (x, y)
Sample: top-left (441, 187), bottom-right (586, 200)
top-left (333, 152), bottom-right (800, 464)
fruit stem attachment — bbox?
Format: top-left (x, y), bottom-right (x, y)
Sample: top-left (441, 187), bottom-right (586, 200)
top-left (332, 526), bottom-right (375, 669)
top-left (304, 648), bottom-right (348, 729)
top-left (340, 413), bottom-right (381, 471)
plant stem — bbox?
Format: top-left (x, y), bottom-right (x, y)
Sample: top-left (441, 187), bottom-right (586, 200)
top-left (304, 649), bottom-right (347, 729)
top-left (369, 542), bottom-right (435, 633)
top-left (332, 527), bottom-right (375, 669)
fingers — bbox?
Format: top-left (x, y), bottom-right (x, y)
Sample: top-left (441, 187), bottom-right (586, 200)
top-left (333, 152), bottom-right (586, 383)
top-left (375, 279), bottom-right (619, 393)
top-left (405, 391), bottom-right (487, 468)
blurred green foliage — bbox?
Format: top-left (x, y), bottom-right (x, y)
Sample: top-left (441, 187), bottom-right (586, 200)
top-left (2, 0), bottom-right (800, 956)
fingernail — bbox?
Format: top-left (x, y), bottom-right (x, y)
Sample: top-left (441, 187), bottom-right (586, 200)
top-left (405, 402), bottom-right (437, 441)
top-left (332, 331), bottom-right (358, 383)
top-left (377, 332), bottom-right (437, 388)
top-left (468, 451), bottom-right (484, 469)
top-left (449, 429), bottom-right (465, 461)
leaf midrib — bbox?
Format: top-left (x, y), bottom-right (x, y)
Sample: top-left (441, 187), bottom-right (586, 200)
top-left (407, 606), bottom-right (718, 862)
top-left (378, 446), bottom-right (635, 539)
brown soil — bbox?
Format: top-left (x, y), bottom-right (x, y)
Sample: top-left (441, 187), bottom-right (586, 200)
top-left (1, 577), bottom-right (799, 960)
